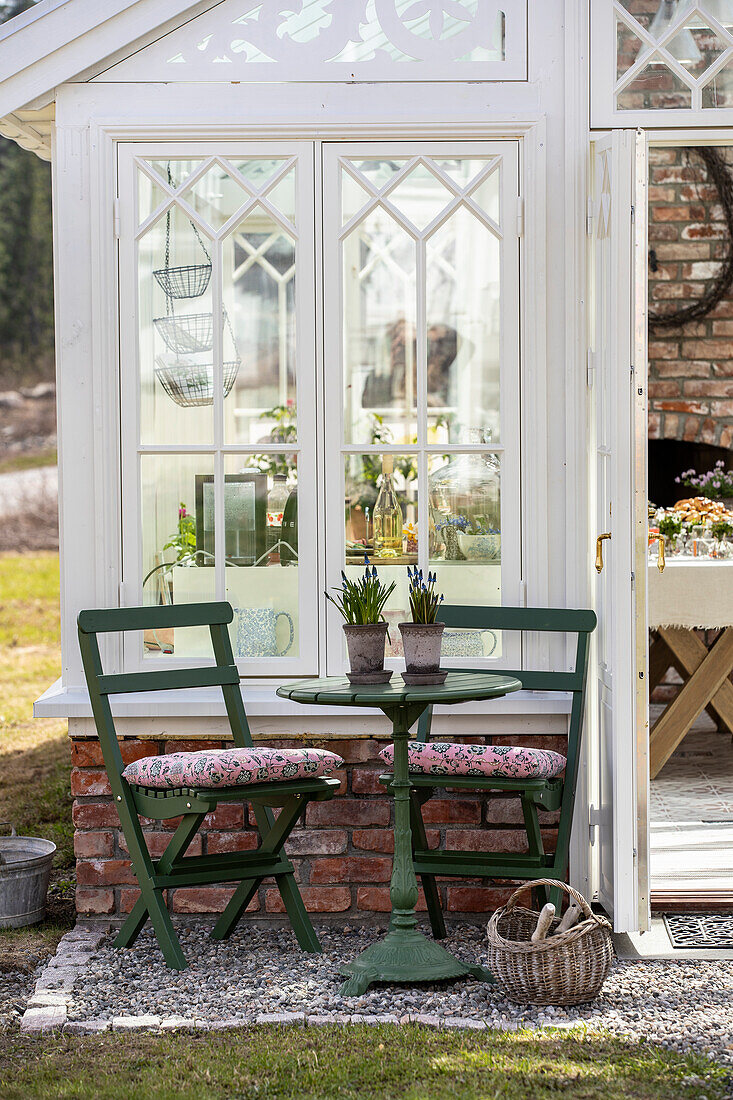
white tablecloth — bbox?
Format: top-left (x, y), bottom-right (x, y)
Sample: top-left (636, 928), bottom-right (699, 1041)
top-left (648, 560), bottom-right (733, 630)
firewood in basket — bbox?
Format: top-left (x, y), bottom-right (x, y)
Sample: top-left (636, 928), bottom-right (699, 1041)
top-left (556, 901), bottom-right (582, 934)
top-left (530, 902), bottom-right (556, 943)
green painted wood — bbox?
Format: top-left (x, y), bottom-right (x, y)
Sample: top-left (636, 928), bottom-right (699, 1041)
top-left (78, 601), bottom-right (234, 634)
top-left (282, 672), bottom-right (522, 994)
top-left (439, 605), bottom-right (597, 634)
top-left (391, 603), bottom-right (595, 939)
top-left (409, 789), bottom-right (445, 939)
top-left (412, 854), bottom-right (549, 876)
top-left (77, 600), bottom-right (339, 969)
top-left (277, 670), bottom-right (522, 708)
top-left (378, 772), bottom-right (561, 794)
top-left (98, 664), bottom-right (240, 696)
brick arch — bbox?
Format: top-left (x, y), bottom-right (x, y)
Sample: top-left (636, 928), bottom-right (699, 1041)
top-left (648, 147), bottom-right (733, 452)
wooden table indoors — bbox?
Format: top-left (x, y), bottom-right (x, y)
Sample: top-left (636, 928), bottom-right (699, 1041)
top-left (648, 560), bottom-right (733, 778)
top-left (277, 670), bottom-right (521, 996)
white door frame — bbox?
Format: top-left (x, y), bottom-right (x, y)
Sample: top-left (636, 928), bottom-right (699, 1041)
top-left (639, 127), bottom-right (733, 913)
top-left (588, 129), bottom-right (647, 933)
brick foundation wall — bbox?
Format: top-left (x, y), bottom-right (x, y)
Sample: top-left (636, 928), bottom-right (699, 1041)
top-left (70, 733), bottom-right (564, 922)
top-left (648, 146), bottom-right (733, 449)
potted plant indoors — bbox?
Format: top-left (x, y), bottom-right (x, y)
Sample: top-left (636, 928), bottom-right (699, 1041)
top-left (399, 567), bottom-right (446, 685)
top-left (326, 558), bottom-right (396, 683)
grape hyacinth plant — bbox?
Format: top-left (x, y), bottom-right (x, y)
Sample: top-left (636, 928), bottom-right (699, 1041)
top-left (407, 566), bottom-right (444, 625)
top-left (325, 556), bottom-right (396, 626)
top-left (676, 461), bottom-right (733, 500)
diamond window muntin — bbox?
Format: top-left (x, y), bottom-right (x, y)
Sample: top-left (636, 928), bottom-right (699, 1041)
top-left (613, 1), bottom-right (733, 112)
top-left (341, 156), bottom-right (502, 239)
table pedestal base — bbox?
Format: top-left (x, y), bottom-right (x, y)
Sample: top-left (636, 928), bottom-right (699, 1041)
top-left (338, 928), bottom-right (493, 996)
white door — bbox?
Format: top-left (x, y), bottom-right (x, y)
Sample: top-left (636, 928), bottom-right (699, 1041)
top-left (588, 130), bottom-right (649, 933)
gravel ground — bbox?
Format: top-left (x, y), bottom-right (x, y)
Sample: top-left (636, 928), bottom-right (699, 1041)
top-left (67, 923), bottom-right (733, 1065)
top-left (0, 970), bottom-right (36, 1030)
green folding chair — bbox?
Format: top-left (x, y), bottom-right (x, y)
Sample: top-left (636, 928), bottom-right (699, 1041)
top-left (380, 605), bottom-right (596, 937)
top-left (78, 601), bottom-right (341, 970)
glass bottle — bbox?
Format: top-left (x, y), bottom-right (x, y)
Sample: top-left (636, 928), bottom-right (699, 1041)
top-left (266, 474), bottom-right (289, 563)
top-left (373, 455), bottom-right (403, 558)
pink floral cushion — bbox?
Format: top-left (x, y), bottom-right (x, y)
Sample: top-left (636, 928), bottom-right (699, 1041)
top-left (122, 746), bottom-right (343, 790)
top-left (378, 741), bottom-right (566, 780)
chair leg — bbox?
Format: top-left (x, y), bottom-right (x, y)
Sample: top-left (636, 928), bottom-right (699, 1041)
top-left (276, 872), bottom-right (321, 953)
top-left (410, 789), bottom-right (445, 939)
top-left (211, 877), bottom-right (261, 941)
top-left (145, 887), bottom-right (188, 970)
top-left (115, 810), bottom-right (206, 954)
top-left (213, 792), bottom-right (322, 950)
top-left (522, 796), bottom-right (550, 908)
top-left (114, 894), bottom-right (149, 950)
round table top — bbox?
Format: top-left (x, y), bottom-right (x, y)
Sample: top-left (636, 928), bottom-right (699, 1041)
top-left (276, 670), bottom-right (522, 708)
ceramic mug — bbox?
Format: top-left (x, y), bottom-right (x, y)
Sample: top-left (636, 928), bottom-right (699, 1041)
top-left (235, 607), bottom-right (294, 658)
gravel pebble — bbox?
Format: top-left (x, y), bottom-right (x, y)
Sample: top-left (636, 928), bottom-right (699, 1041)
top-left (63, 923), bottom-right (733, 1066)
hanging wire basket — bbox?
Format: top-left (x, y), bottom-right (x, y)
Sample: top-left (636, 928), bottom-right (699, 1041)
top-left (153, 263), bottom-right (212, 300)
top-left (154, 357), bottom-right (241, 408)
top-left (154, 313), bottom-right (214, 354)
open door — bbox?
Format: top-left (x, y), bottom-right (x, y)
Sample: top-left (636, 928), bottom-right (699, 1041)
top-left (588, 129), bottom-right (649, 933)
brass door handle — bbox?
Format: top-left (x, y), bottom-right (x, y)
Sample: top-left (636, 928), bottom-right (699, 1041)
top-left (655, 534), bottom-right (665, 574)
top-left (595, 532), bottom-right (611, 573)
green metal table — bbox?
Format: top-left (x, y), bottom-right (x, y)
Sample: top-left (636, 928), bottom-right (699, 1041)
top-left (277, 670), bottom-right (522, 996)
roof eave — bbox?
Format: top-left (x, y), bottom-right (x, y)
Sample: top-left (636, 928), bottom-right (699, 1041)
top-left (0, 0), bottom-right (212, 119)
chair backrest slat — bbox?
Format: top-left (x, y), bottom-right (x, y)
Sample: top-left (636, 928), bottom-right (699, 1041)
top-left (78, 602), bottom-right (233, 634)
top-left (439, 604), bottom-right (596, 634)
top-left (97, 664), bottom-right (240, 696)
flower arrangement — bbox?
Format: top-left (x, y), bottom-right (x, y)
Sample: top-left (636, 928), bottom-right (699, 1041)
top-left (676, 461), bottom-right (733, 500)
top-left (325, 556), bottom-right (396, 626)
top-left (407, 566), bottom-right (444, 624)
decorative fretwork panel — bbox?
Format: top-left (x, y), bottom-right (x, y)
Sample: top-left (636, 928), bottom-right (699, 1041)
top-left (592, 0), bottom-right (733, 124)
top-left (97, 0), bottom-right (527, 82)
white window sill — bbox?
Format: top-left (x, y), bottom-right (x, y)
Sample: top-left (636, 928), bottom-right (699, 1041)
top-left (34, 679), bottom-right (572, 719)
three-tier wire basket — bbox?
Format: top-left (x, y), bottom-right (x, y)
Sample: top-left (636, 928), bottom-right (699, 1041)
top-left (152, 163), bottom-right (240, 407)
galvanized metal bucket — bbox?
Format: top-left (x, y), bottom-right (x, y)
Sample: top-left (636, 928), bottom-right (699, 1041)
top-left (0, 823), bottom-right (56, 928)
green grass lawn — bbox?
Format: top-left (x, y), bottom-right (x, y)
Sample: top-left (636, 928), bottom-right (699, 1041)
top-left (0, 551), bottom-right (74, 968)
top-left (0, 1026), bottom-right (729, 1100)
top-left (0, 448), bottom-right (57, 475)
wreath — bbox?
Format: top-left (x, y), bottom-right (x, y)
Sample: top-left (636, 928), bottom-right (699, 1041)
top-left (649, 147), bottom-right (733, 330)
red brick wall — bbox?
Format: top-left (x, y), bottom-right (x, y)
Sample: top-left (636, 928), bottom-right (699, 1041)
top-left (70, 734), bottom-right (564, 922)
top-left (648, 146), bottom-right (733, 450)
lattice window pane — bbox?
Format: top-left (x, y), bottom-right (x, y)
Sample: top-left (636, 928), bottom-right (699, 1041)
top-left (607, 1), bottom-right (733, 116)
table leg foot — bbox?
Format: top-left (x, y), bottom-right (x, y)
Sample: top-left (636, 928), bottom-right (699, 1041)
top-left (466, 963), bottom-right (495, 984)
top-left (339, 971), bottom-right (376, 997)
top-left (339, 928), bottom-right (490, 995)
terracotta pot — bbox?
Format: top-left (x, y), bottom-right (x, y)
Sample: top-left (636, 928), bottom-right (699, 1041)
top-left (399, 622), bottom-right (445, 683)
top-left (343, 622), bottom-right (390, 684)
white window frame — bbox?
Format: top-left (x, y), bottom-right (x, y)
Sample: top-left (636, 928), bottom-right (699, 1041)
top-left (117, 140), bottom-right (320, 676)
top-left (591, 0), bottom-right (733, 128)
top-left (322, 139), bottom-right (523, 674)
top-left (78, 109), bottom-right (546, 692)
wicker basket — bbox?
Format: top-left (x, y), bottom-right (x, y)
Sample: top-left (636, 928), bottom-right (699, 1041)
top-left (487, 879), bottom-right (613, 1006)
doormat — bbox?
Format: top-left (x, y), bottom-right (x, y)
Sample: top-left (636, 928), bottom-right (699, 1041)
top-left (663, 913), bottom-right (733, 949)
